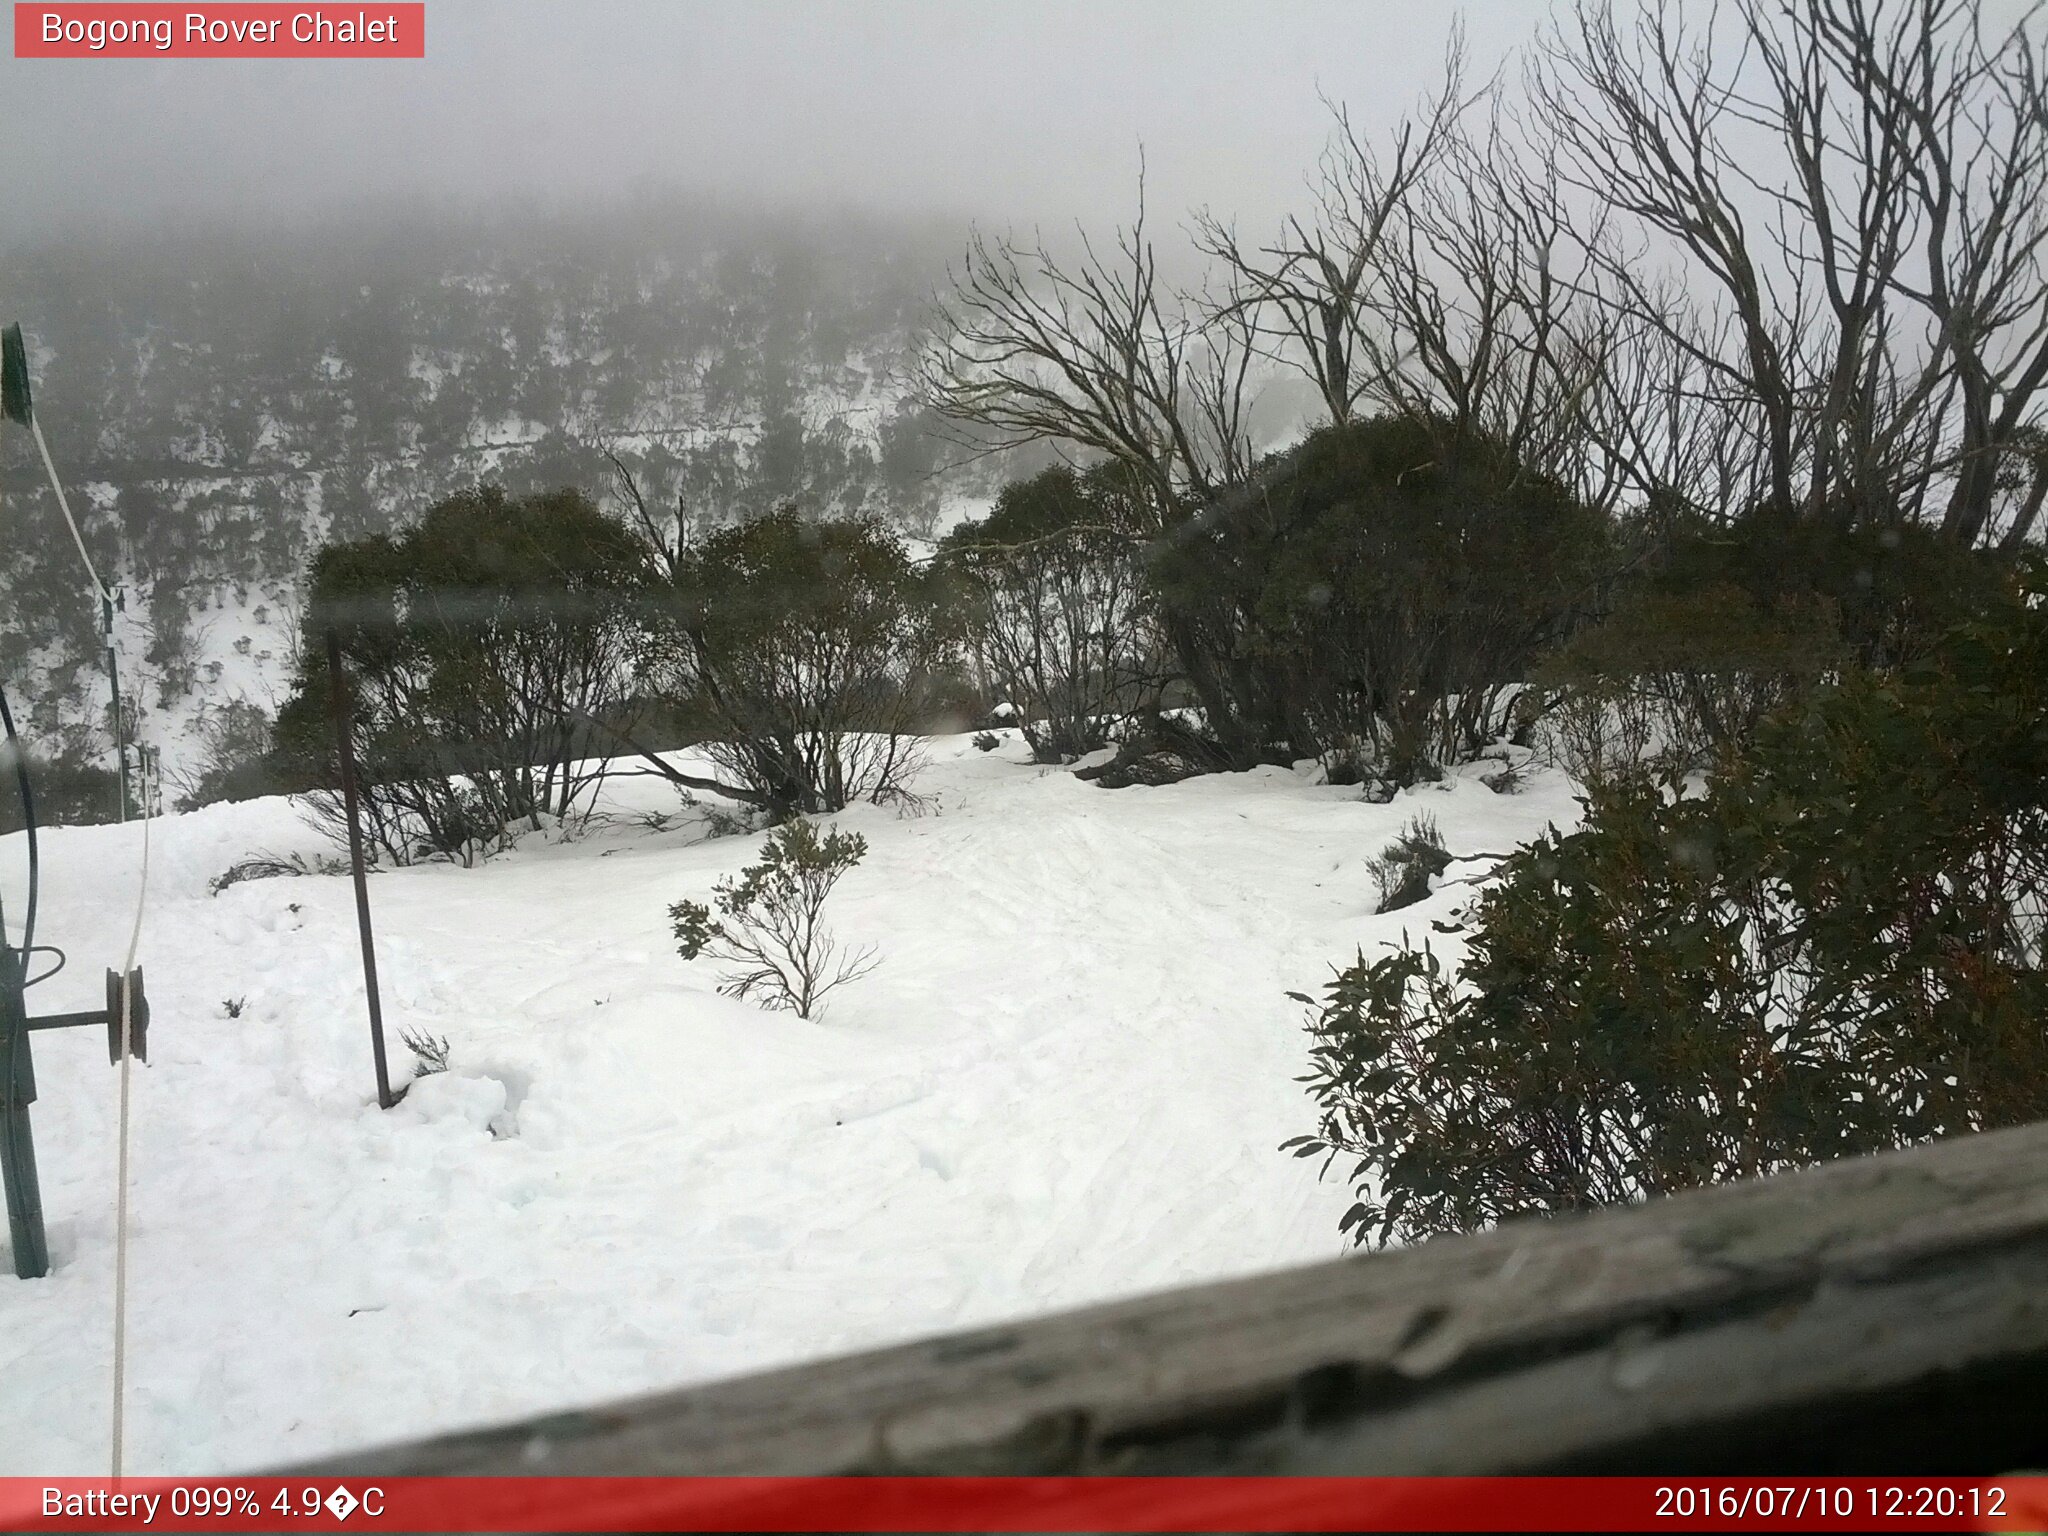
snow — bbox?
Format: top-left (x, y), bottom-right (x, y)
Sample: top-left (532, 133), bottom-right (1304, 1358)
top-left (0, 735), bottom-right (1578, 1474)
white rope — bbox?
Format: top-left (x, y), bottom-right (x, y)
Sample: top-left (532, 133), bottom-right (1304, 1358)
top-left (28, 416), bottom-right (112, 608)
top-left (19, 366), bottom-right (149, 1476)
top-left (110, 745), bottom-right (151, 1478)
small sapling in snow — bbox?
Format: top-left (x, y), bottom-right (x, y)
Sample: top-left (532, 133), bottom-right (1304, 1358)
top-left (1368, 812), bottom-right (1453, 914)
top-left (669, 817), bottom-right (878, 1019)
top-left (400, 1025), bottom-right (451, 1077)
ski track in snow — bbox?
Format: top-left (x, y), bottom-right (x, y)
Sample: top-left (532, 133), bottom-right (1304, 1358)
top-left (0, 734), bottom-right (1580, 1473)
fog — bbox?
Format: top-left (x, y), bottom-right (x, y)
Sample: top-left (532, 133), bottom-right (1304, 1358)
top-left (1, 1), bottom-right (1546, 241)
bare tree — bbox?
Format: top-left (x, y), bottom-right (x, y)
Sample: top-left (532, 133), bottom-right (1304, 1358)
top-left (917, 172), bottom-right (1279, 762)
top-left (916, 168), bottom-right (1257, 522)
top-left (602, 444), bottom-right (688, 582)
top-left (1360, 99), bottom-right (1615, 495)
top-left (1536, 0), bottom-right (2048, 543)
top-left (1192, 44), bottom-right (1470, 429)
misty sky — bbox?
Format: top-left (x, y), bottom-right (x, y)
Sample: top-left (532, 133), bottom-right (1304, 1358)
top-left (2, 1), bottom-right (1547, 240)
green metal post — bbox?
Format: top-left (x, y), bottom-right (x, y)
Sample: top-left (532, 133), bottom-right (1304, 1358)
top-left (104, 592), bottom-right (127, 824)
top-left (0, 935), bottom-right (49, 1279)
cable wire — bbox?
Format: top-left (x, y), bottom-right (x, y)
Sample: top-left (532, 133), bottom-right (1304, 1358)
top-left (29, 416), bottom-right (111, 608)
top-left (12, 336), bottom-right (149, 1474)
top-left (110, 749), bottom-right (152, 1479)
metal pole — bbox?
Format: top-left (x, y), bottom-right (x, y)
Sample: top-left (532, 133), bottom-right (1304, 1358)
top-left (0, 933), bottom-right (49, 1278)
top-left (326, 628), bottom-right (397, 1110)
top-left (104, 593), bottom-right (127, 824)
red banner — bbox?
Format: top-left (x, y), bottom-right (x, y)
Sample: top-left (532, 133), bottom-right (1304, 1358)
top-left (2, 1476), bottom-right (2045, 1532)
top-left (14, 5), bottom-right (424, 58)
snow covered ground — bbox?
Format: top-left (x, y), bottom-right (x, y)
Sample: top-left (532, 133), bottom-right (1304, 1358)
top-left (0, 734), bottom-right (1578, 1474)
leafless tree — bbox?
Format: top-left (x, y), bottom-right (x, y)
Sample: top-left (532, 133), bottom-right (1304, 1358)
top-left (1360, 100), bottom-right (1615, 496)
top-left (1191, 43), bottom-right (1470, 429)
top-left (1535, 0), bottom-right (2048, 544)
top-left (916, 167), bottom-right (1258, 523)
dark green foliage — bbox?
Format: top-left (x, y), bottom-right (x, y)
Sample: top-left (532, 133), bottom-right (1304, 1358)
top-left (1367, 813), bottom-right (1452, 914)
top-left (1641, 508), bottom-right (2006, 670)
top-left (670, 817), bottom-right (877, 1018)
top-left (274, 484), bottom-right (648, 864)
top-left (655, 510), bottom-right (949, 817)
top-left (0, 745), bottom-right (120, 833)
top-left (936, 464), bottom-right (1159, 762)
top-left (1150, 415), bottom-right (1611, 784)
top-left (1538, 586), bottom-right (1844, 784)
top-left (1290, 561), bottom-right (2048, 1248)
top-left (1536, 511), bottom-right (2003, 780)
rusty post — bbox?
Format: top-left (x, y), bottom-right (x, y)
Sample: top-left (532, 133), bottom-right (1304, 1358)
top-left (326, 628), bottom-right (397, 1110)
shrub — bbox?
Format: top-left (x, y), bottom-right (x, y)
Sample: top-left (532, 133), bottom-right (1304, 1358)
top-left (400, 1025), bottom-right (451, 1077)
top-left (972, 731), bottom-right (1002, 753)
top-left (1288, 559), bottom-right (2048, 1249)
top-left (1537, 672), bottom-right (1662, 794)
top-left (936, 464), bottom-right (1161, 762)
top-left (1480, 756), bottom-right (1525, 795)
top-left (209, 851), bottom-right (347, 895)
top-left (0, 745), bottom-right (122, 833)
top-left (669, 818), bottom-right (878, 1018)
top-left (652, 510), bottom-right (949, 818)
top-left (1532, 512), bottom-right (2003, 786)
top-left (273, 484), bottom-right (648, 865)
top-left (1150, 415), bottom-right (1611, 785)
top-left (1367, 813), bottom-right (1452, 914)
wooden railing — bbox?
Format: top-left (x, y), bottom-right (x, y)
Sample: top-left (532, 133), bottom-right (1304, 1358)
top-left (299, 1118), bottom-right (2048, 1476)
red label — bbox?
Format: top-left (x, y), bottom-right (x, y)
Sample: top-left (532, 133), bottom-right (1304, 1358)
top-left (0, 1476), bottom-right (2044, 1533)
top-left (14, 4), bottom-right (424, 57)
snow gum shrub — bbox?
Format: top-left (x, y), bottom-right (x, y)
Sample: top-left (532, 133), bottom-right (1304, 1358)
top-left (670, 818), bottom-right (878, 1018)
top-left (1287, 560), bottom-right (2048, 1248)
top-left (934, 463), bottom-right (1161, 763)
top-left (273, 485), bottom-right (649, 866)
top-left (652, 510), bottom-right (951, 818)
top-left (1149, 415), bottom-right (1610, 789)
top-left (1367, 813), bottom-right (1452, 914)
top-left (0, 745), bottom-right (121, 833)
top-left (1530, 510), bottom-right (1995, 787)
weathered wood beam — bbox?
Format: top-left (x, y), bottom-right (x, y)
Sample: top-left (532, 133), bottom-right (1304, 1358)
top-left (297, 1120), bottom-right (2048, 1476)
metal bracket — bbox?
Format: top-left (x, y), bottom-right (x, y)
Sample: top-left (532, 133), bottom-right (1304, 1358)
top-left (2, 955), bottom-right (151, 1279)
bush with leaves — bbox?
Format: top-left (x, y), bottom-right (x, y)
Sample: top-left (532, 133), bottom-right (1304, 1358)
top-left (936, 463), bottom-right (1161, 762)
top-left (669, 818), bottom-right (878, 1018)
top-left (273, 484), bottom-right (648, 864)
top-left (1367, 813), bottom-right (1452, 914)
top-left (1532, 511), bottom-right (2006, 787)
top-left (1289, 559), bottom-right (2048, 1248)
top-left (0, 743), bottom-right (121, 833)
top-left (651, 510), bottom-right (950, 818)
top-left (400, 1025), bottom-right (451, 1077)
top-left (1150, 415), bottom-right (1611, 785)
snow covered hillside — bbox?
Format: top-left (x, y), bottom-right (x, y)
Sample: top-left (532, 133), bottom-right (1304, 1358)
top-left (0, 735), bottom-right (1577, 1474)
